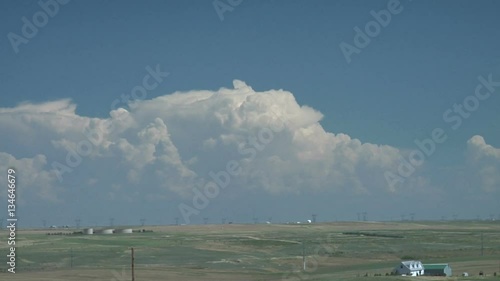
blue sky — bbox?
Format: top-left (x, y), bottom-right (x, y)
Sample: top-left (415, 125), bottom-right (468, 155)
top-left (1, 0), bottom-right (500, 227)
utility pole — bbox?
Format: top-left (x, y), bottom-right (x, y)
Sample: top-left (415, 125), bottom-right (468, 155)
top-left (42, 219), bottom-right (47, 228)
top-left (75, 218), bottom-right (81, 229)
top-left (302, 240), bottom-right (306, 271)
top-left (175, 217), bottom-right (179, 226)
top-left (203, 217), bottom-right (208, 225)
top-left (140, 218), bottom-right (146, 226)
top-left (312, 214), bottom-right (317, 223)
top-left (481, 233), bottom-right (484, 256)
top-left (131, 247), bottom-right (135, 281)
top-left (109, 218), bottom-right (114, 227)
top-left (362, 212), bottom-right (367, 221)
top-left (410, 213), bottom-right (415, 221)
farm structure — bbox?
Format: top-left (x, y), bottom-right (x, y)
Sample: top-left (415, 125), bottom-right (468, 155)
top-left (423, 264), bottom-right (452, 277)
top-left (394, 260), bottom-right (424, 276)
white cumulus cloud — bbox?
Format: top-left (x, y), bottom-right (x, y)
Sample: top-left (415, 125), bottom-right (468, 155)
top-left (0, 80), bottom-right (409, 204)
top-left (467, 135), bottom-right (500, 192)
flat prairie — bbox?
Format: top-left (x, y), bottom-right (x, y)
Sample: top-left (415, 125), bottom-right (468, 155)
top-left (2, 221), bottom-right (500, 280)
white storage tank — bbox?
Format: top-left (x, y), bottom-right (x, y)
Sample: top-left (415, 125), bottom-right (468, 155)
top-left (83, 228), bottom-right (94, 235)
top-left (101, 229), bottom-right (114, 234)
top-left (118, 228), bottom-right (133, 234)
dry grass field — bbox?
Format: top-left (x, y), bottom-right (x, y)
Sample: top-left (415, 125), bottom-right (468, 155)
top-left (2, 221), bottom-right (500, 280)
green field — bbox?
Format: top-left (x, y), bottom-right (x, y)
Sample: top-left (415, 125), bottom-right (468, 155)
top-left (2, 221), bottom-right (500, 280)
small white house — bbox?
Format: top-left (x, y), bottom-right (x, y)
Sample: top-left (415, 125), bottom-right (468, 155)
top-left (395, 260), bottom-right (424, 276)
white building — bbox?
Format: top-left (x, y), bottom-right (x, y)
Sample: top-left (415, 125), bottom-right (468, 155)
top-left (394, 260), bottom-right (424, 276)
